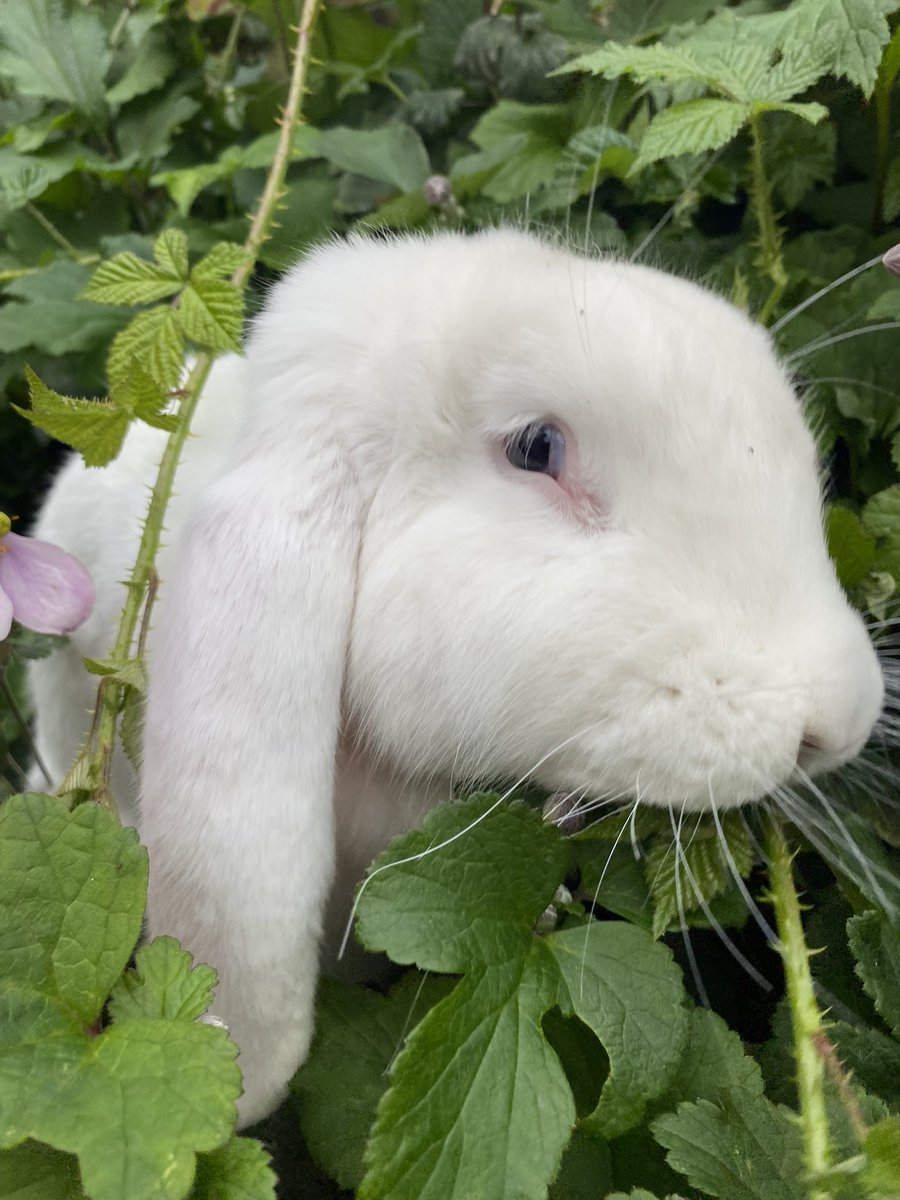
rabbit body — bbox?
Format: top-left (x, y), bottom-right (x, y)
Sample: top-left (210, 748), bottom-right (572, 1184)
top-left (29, 230), bottom-right (884, 1124)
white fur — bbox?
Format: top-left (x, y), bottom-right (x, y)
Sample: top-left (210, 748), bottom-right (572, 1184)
top-left (28, 230), bottom-right (884, 1124)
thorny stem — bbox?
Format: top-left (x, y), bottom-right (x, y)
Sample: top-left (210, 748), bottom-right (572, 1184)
top-left (764, 815), bottom-right (832, 1200)
top-left (747, 111), bottom-right (787, 326)
top-left (71, 0), bottom-right (324, 810)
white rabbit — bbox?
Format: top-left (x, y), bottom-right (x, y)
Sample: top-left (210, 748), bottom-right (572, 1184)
top-left (28, 229), bottom-right (884, 1125)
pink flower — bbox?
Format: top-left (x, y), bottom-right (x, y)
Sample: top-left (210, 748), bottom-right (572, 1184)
top-left (0, 513), bottom-right (95, 640)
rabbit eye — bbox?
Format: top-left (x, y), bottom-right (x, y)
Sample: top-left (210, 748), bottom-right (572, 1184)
top-left (505, 422), bottom-right (566, 479)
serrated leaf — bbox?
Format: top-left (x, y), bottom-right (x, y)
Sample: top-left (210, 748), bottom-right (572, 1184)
top-left (557, 42), bottom-right (719, 88)
top-left (119, 685), bottom-right (144, 774)
top-left (192, 242), bottom-right (248, 282)
top-left (863, 484), bottom-right (900, 540)
top-left (652, 1093), bottom-right (805, 1200)
top-left (548, 924), bottom-right (689, 1137)
top-left (645, 811), bottom-right (752, 939)
top-left (17, 370), bottom-right (129, 468)
top-left (355, 797), bottom-right (568, 970)
top-left (108, 937), bottom-right (217, 1024)
top-left (829, 1021), bottom-right (900, 1106)
top-left (82, 253), bottom-right (182, 306)
top-left (108, 306), bottom-right (185, 393)
top-left (318, 124), bottom-right (430, 193)
top-left (191, 1137), bottom-right (277, 1200)
top-left (0, 0), bottom-right (109, 121)
top-left (848, 910), bottom-right (900, 1036)
top-left (154, 229), bottom-right (189, 281)
top-left (633, 99), bottom-right (749, 171)
top-left (177, 280), bottom-right (243, 352)
top-left (359, 954), bottom-right (575, 1200)
top-left (354, 799), bottom-right (689, 1199)
top-left (786, 0), bottom-right (895, 96)
top-left (81, 655), bottom-right (147, 689)
top-left (0, 794), bottom-right (146, 1023)
top-left (106, 28), bottom-right (175, 108)
top-left (661, 1009), bottom-right (765, 1108)
top-left (0, 145), bottom-right (83, 218)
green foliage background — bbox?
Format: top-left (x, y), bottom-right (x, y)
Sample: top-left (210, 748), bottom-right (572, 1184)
top-left (2, 0), bottom-right (900, 1198)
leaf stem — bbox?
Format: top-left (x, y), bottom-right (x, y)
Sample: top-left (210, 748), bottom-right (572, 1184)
top-left (764, 814), bottom-right (832, 1200)
top-left (747, 111), bottom-right (787, 326)
top-left (73, 0), bottom-right (324, 810)
top-left (25, 204), bottom-right (98, 266)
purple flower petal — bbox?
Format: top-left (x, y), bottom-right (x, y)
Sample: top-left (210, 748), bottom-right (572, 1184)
top-left (883, 244), bottom-right (900, 277)
top-left (0, 585), bottom-right (12, 641)
top-left (0, 532), bottom-right (95, 636)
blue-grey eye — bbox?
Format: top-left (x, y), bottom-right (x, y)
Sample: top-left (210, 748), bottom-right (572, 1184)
top-left (506, 422), bottom-right (566, 479)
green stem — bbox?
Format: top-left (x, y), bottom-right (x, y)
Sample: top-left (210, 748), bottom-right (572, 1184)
top-left (765, 814), bottom-right (832, 1200)
top-left (211, 9), bottom-right (245, 94)
top-left (25, 204), bottom-right (98, 265)
top-left (747, 111), bottom-right (787, 326)
top-left (73, 0), bottom-right (324, 810)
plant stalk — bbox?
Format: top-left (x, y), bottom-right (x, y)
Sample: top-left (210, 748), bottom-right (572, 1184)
top-left (74, 0), bottom-right (323, 809)
top-left (747, 111), bottom-right (787, 326)
top-left (765, 814), bottom-right (832, 1200)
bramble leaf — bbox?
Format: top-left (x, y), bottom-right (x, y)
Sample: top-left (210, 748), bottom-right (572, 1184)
top-left (108, 306), bottom-right (185, 392)
top-left (152, 229), bottom-right (190, 282)
top-left (82, 253), bottom-right (182, 306)
top-left (17, 371), bottom-right (129, 467)
top-left (652, 1093), bottom-right (805, 1200)
top-left (848, 910), bottom-right (900, 1036)
top-left (863, 1116), bottom-right (900, 1195)
top-left (192, 242), bottom-right (248, 282)
top-left (178, 279), bottom-right (243, 352)
top-left (632, 99), bottom-right (749, 171)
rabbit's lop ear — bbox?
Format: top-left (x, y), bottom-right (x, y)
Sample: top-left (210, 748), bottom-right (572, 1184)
top-left (139, 406), bottom-right (361, 1127)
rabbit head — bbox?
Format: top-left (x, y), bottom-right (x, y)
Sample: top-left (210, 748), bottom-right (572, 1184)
top-left (133, 229), bottom-right (882, 1124)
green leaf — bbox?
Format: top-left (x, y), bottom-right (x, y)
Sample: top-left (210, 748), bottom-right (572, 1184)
top-left (318, 124), bottom-right (430, 193)
top-left (191, 1137), bottom-right (277, 1200)
top-left (81, 655), bottom-right (147, 689)
top-left (192, 242), bottom-right (248, 282)
top-left (652, 1093), bottom-right (805, 1200)
top-left (548, 924), bottom-right (689, 1137)
top-left (765, 114), bottom-right (836, 207)
top-left (0, 797), bottom-right (240, 1200)
top-left (359, 954), bottom-right (575, 1200)
top-left (848, 910), bottom-right (900, 1036)
top-left (294, 975), bottom-right (454, 1190)
top-left (0, 260), bottom-right (131, 356)
top-left (863, 1116), bottom-right (900, 1195)
top-left (633, 99), bottom-right (749, 171)
top-left (106, 28), bottom-right (175, 108)
top-left (153, 229), bottom-right (190, 281)
top-left (0, 1141), bottom-right (83, 1199)
top-left (826, 506), bottom-right (876, 589)
top-left (108, 305), bottom-right (185, 393)
top-left (355, 797), bottom-right (568, 970)
top-left (177, 279), bottom-right (243, 352)
top-left (0, 0), bottom-right (109, 121)
top-left (829, 1021), bottom-right (900, 1107)
top-left (17, 370), bottom-right (129, 468)
top-left (0, 145), bottom-right (84, 218)
top-left (644, 811), bottom-right (752, 939)
top-left (0, 794), bottom-right (146, 1021)
top-left (108, 937), bottom-right (217, 1024)
top-left (354, 799), bottom-right (689, 1199)
top-left (785, 0), bottom-right (895, 96)
top-left (82, 254), bottom-right (182, 306)
top-left (661, 1009), bottom-right (765, 1108)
